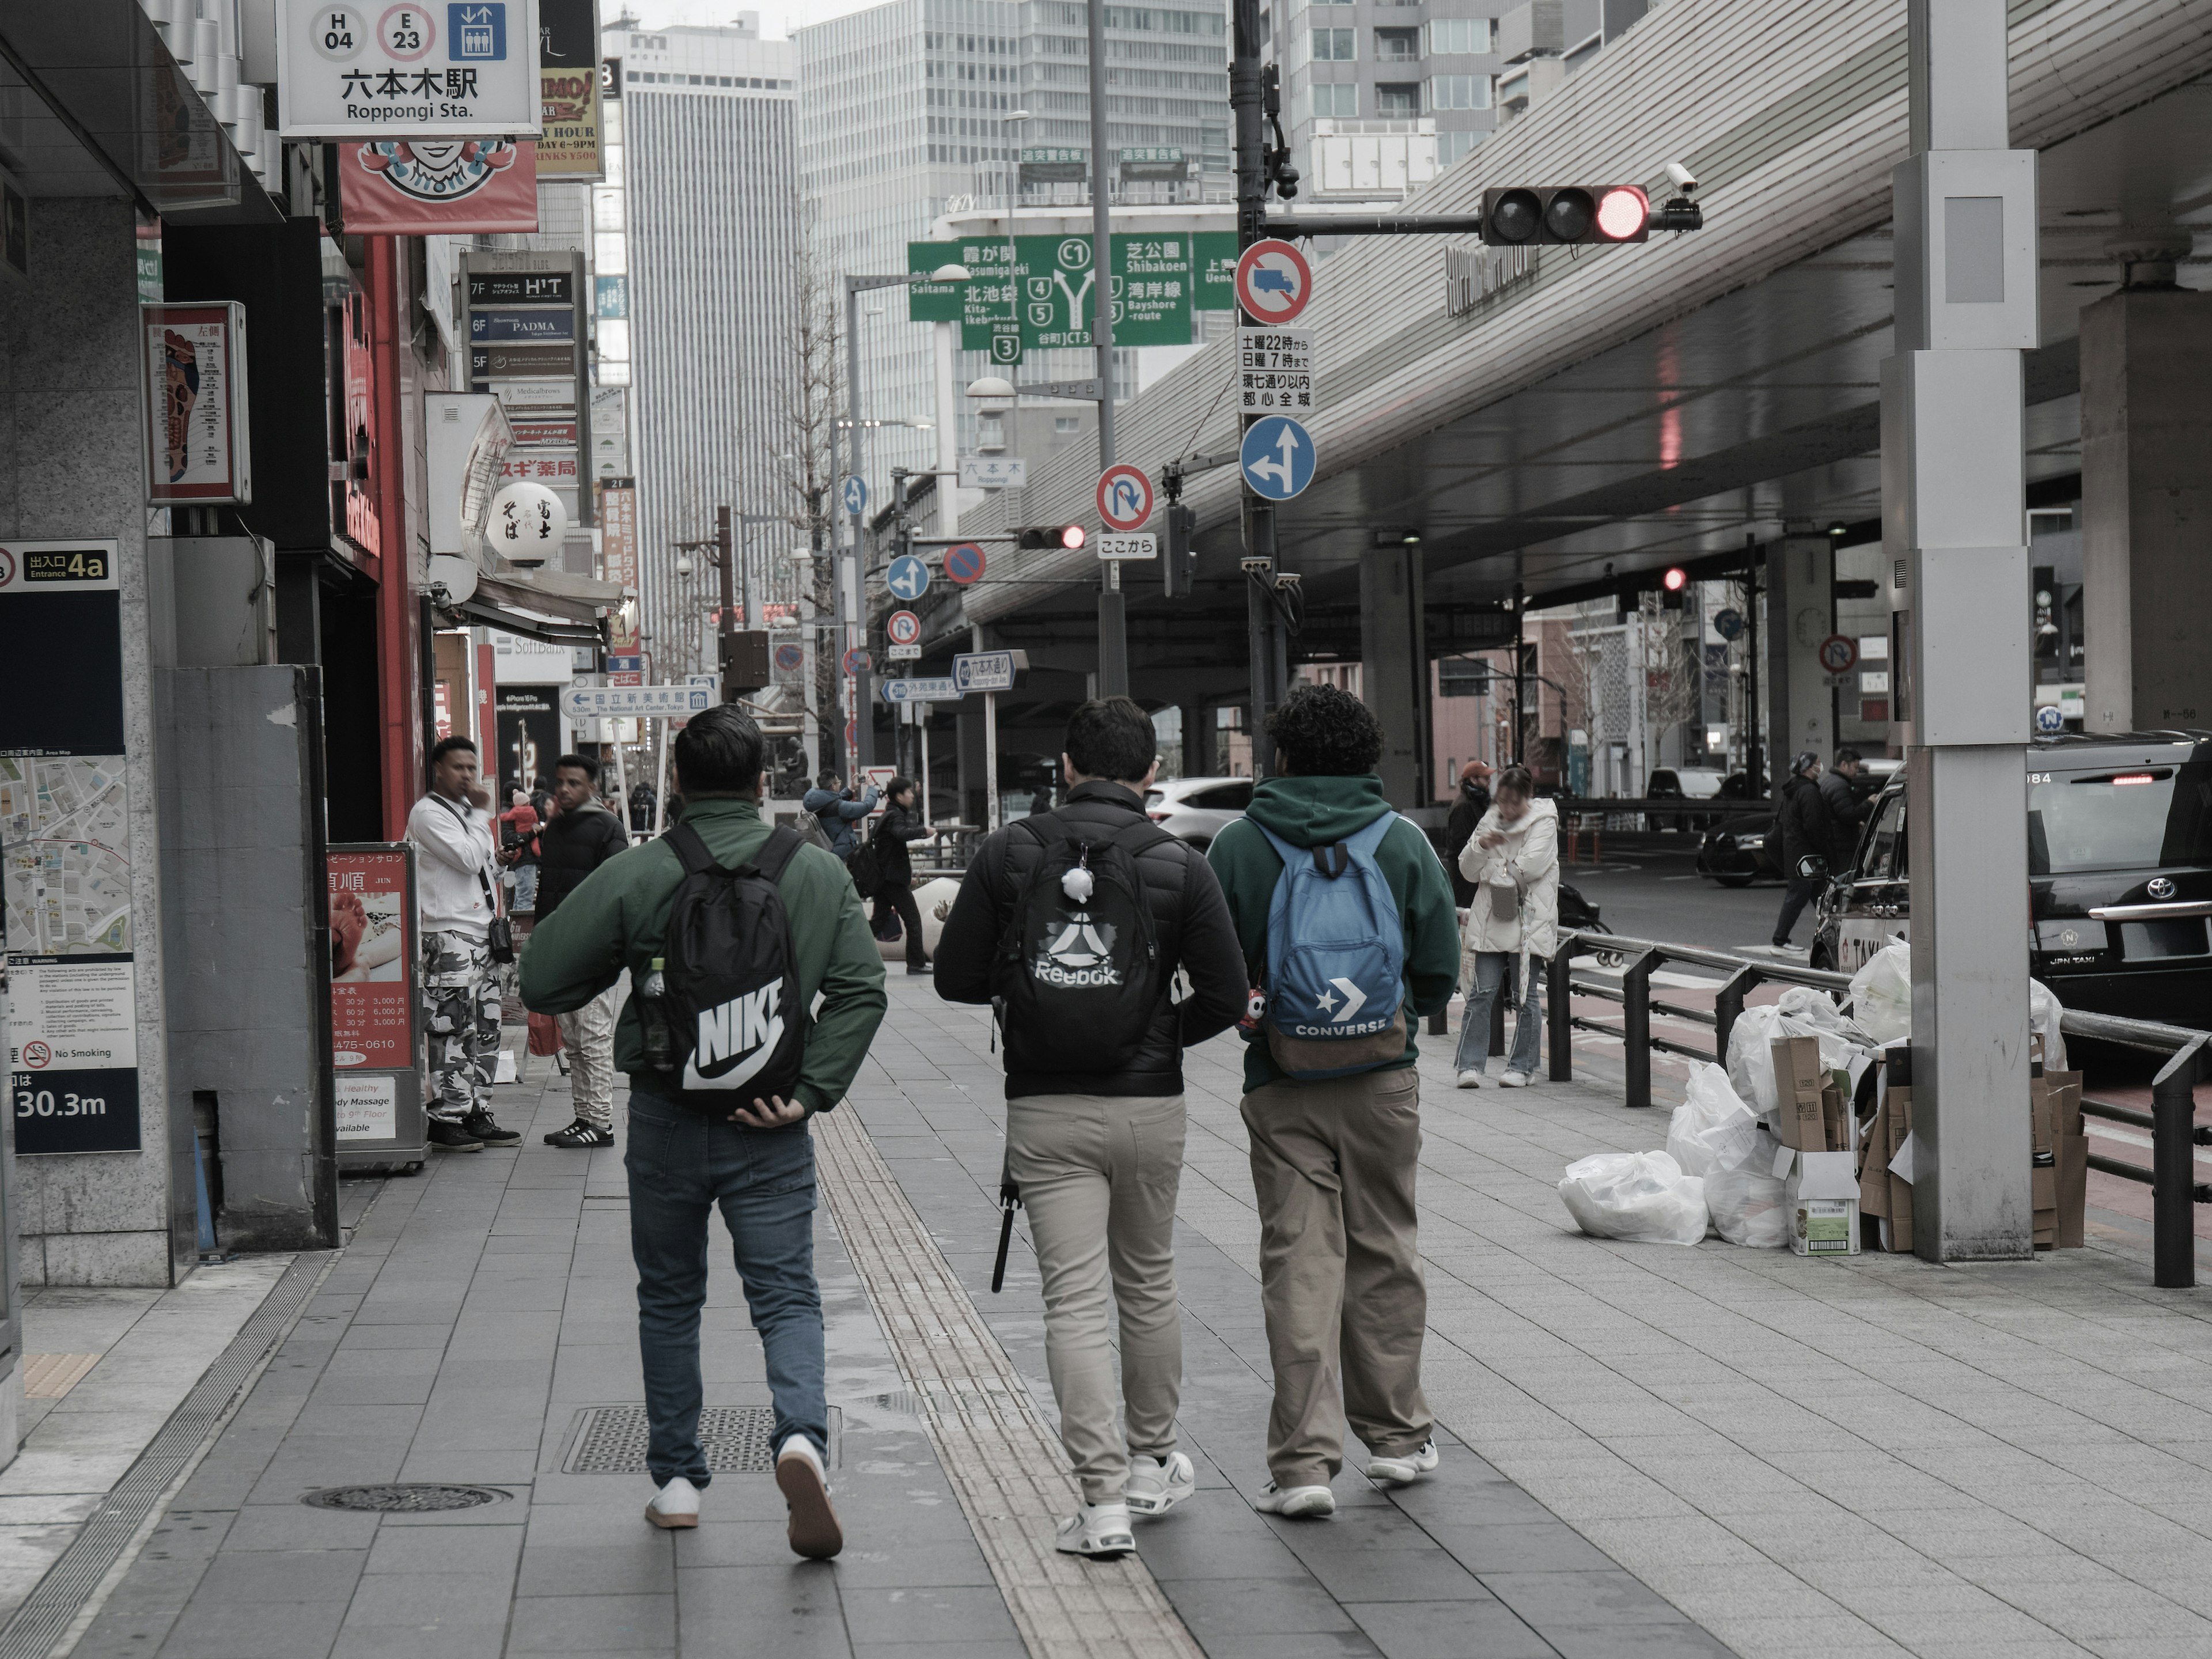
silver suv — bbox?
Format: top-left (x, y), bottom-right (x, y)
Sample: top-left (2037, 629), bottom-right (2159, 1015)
top-left (1143, 775), bottom-right (1253, 850)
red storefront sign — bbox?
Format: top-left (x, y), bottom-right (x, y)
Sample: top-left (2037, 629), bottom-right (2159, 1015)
top-left (329, 848), bottom-right (413, 1071)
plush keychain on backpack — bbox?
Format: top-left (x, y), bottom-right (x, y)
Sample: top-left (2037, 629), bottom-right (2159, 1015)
top-left (1061, 851), bottom-right (1095, 903)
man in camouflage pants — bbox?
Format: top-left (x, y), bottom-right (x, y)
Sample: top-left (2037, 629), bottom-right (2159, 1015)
top-left (407, 737), bottom-right (522, 1151)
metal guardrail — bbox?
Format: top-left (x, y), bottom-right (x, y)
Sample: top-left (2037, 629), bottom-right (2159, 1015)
top-left (1546, 930), bottom-right (2212, 1289)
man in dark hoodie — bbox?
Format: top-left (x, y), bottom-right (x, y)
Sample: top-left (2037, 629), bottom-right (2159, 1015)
top-left (1206, 684), bottom-right (1461, 1518)
top-left (1771, 751), bottom-right (1832, 949)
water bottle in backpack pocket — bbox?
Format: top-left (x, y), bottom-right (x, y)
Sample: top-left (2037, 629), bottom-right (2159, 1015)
top-left (1253, 813), bottom-right (1408, 1081)
top-left (991, 817), bottom-right (1169, 1075)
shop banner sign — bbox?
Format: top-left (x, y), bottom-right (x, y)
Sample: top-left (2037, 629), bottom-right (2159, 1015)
top-left (536, 0), bottom-right (604, 179)
top-left (601, 478), bottom-right (639, 655)
top-left (340, 138), bottom-right (538, 232)
top-left (278, 1), bottom-right (545, 139)
top-left (141, 304), bottom-right (251, 505)
top-left (2, 541), bottom-right (141, 1156)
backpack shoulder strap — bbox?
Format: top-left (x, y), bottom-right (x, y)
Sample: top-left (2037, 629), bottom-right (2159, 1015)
top-left (1344, 809), bottom-right (1399, 858)
top-left (1104, 816), bottom-right (1177, 859)
top-left (752, 824), bottom-right (805, 884)
top-left (663, 821), bottom-right (721, 876)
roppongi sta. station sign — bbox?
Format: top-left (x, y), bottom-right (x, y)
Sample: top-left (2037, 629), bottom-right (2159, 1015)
top-left (278, 2), bottom-right (544, 139)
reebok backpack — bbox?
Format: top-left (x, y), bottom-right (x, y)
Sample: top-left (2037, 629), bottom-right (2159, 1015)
top-left (1252, 812), bottom-right (1408, 1080)
top-left (992, 816), bottom-right (1169, 1073)
top-left (657, 822), bottom-right (809, 1103)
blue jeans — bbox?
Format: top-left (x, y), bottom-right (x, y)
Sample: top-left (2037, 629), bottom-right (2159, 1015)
top-left (510, 862), bottom-right (539, 913)
top-left (1455, 952), bottom-right (1542, 1077)
top-left (624, 1087), bottom-right (828, 1486)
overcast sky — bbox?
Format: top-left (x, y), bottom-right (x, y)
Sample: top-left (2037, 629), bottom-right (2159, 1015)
top-left (617, 0), bottom-right (889, 40)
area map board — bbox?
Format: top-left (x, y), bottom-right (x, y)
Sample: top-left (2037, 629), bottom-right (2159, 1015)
top-left (1, 541), bottom-right (141, 1154)
top-left (908, 232), bottom-right (1238, 350)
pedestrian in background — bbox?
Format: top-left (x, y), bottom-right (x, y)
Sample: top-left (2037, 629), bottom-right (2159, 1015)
top-left (1455, 765), bottom-right (1559, 1089)
top-left (499, 787), bottom-right (542, 916)
top-left (801, 771), bottom-right (878, 861)
top-left (520, 706), bottom-right (887, 1558)
top-left (870, 777), bottom-right (935, 976)
top-left (1444, 760), bottom-right (1493, 908)
top-left (1819, 746), bottom-right (1872, 875)
top-left (407, 736), bottom-right (521, 1152)
top-left (1771, 751), bottom-right (1832, 948)
top-left (934, 698), bottom-right (1249, 1558)
top-left (531, 753), bottom-right (630, 1149)
top-left (1206, 684), bottom-right (1460, 1518)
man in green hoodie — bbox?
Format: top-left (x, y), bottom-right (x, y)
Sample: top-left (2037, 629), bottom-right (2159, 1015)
top-left (520, 706), bottom-right (886, 1559)
top-left (1206, 683), bottom-right (1460, 1518)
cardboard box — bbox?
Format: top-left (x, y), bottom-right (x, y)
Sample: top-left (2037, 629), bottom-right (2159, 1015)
top-left (1772, 1036), bottom-right (1827, 1152)
top-left (1785, 1149), bottom-right (1862, 1256)
top-left (2049, 1071), bottom-right (2086, 1248)
top-left (1885, 1086), bottom-right (1914, 1254)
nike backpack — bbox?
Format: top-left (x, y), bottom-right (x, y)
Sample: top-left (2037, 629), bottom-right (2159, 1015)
top-left (656, 822), bottom-right (809, 1103)
top-left (992, 816), bottom-right (1170, 1073)
top-left (1252, 811), bottom-right (1408, 1080)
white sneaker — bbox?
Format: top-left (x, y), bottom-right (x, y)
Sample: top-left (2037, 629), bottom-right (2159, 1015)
top-left (643, 1474), bottom-right (700, 1530)
top-left (1253, 1480), bottom-right (1335, 1518)
top-left (1367, 1440), bottom-right (1441, 1487)
top-left (1456, 1069), bottom-right (1485, 1089)
top-left (775, 1434), bottom-right (843, 1560)
top-left (1499, 1070), bottom-right (1533, 1088)
top-left (1126, 1452), bottom-right (1195, 1517)
top-left (1055, 1501), bottom-right (1134, 1558)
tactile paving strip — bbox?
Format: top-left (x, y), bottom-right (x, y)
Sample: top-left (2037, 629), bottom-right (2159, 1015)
top-left (814, 1107), bottom-right (1205, 1659)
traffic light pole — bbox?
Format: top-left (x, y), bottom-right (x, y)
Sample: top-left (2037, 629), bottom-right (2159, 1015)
top-left (716, 506), bottom-right (737, 704)
top-left (1088, 0), bottom-right (1127, 698)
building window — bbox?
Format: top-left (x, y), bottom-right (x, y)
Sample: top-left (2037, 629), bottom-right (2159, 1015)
top-left (1374, 81), bottom-right (1419, 118)
top-left (1374, 27), bottom-right (1420, 63)
top-left (1437, 128), bottom-right (1485, 167)
top-left (1054, 415), bottom-right (1079, 433)
top-left (1309, 25), bottom-right (1354, 60)
top-left (1312, 82), bottom-right (1357, 117)
top-left (1429, 74), bottom-right (1491, 110)
top-left (1427, 17), bottom-right (1492, 55)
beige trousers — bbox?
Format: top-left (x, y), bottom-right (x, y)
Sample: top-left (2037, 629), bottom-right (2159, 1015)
top-left (557, 985), bottom-right (620, 1128)
top-left (1006, 1092), bottom-right (1187, 1505)
top-left (1240, 1066), bottom-right (1433, 1488)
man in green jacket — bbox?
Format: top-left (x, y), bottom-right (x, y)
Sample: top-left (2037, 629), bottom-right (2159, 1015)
top-left (1206, 683), bottom-right (1460, 1518)
top-left (521, 706), bottom-right (886, 1559)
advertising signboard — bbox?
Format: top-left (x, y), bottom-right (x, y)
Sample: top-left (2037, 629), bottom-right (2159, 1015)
top-left (141, 304), bottom-right (252, 505)
top-left (536, 0), bottom-right (604, 179)
top-left (278, 1), bottom-right (546, 139)
top-left (328, 843), bottom-right (427, 1165)
top-left (600, 476), bottom-right (639, 654)
top-left (338, 138), bottom-right (539, 232)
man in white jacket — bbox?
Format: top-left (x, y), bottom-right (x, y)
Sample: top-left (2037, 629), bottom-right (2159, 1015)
top-left (406, 737), bottom-right (521, 1151)
top-left (1453, 766), bottom-right (1559, 1088)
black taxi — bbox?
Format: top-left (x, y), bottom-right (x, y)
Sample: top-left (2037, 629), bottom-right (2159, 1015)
top-left (1810, 732), bottom-right (2212, 1028)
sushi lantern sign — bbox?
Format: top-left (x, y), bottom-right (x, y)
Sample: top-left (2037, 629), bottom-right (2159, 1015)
top-left (487, 479), bottom-right (566, 563)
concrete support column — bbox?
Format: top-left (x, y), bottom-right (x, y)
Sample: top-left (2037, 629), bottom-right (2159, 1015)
top-left (1359, 543), bottom-right (1429, 808)
top-left (1768, 532), bottom-right (1834, 767)
top-left (2080, 288), bottom-right (2212, 731)
top-left (1181, 699), bottom-right (1211, 777)
top-left (956, 698), bottom-right (987, 828)
top-left (1884, 0), bottom-right (2037, 1262)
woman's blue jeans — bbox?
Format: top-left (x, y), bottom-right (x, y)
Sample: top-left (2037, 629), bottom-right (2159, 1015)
top-left (625, 1086), bottom-right (828, 1486)
top-left (1455, 952), bottom-right (1543, 1077)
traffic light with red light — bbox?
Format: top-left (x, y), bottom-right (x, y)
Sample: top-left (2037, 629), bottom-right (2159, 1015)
top-left (1016, 525), bottom-right (1087, 551)
top-left (1482, 185), bottom-right (1650, 247)
top-left (1661, 566), bottom-right (1689, 611)
top-left (1161, 503), bottom-right (1198, 598)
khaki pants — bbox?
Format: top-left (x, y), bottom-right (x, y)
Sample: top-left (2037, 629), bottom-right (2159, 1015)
top-left (1240, 1067), bottom-right (1432, 1488)
top-left (1006, 1092), bottom-right (1186, 1506)
top-left (558, 986), bottom-right (620, 1128)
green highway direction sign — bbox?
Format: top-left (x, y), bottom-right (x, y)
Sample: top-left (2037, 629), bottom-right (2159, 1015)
top-left (910, 232), bottom-right (1238, 351)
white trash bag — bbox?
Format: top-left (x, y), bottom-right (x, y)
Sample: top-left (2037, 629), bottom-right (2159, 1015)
top-left (1705, 1163), bottom-right (1789, 1248)
top-left (2030, 977), bottom-right (2069, 1073)
top-left (1725, 986), bottom-right (1873, 1117)
top-left (1666, 1062), bottom-right (1763, 1177)
top-left (1848, 941), bottom-right (1912, 1046)
top-left (1558, 1150), bottom-right (1709, 1246)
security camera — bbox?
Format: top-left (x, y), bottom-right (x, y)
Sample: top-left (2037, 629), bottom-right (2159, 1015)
top-left (1663, 161), bottom-right (1699, 193)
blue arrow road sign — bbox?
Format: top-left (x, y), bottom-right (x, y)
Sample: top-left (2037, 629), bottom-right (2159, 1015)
top-left (1240, 415), bottom-right (1316, 501)
top-left (841, 475), bottom-right (868, 517)
top-left (881, 676), bottom-right (963, 704)
top-left (885, 554), bottom-right (931, 602)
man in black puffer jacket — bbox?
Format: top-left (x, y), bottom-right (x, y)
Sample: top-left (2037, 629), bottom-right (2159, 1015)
top-left (1770, 752), bottom-right (1833, 949)
top-left (935, 697), bottom-right (1248, 1557)
top-left (531, 753), bottom-right (631, 1146)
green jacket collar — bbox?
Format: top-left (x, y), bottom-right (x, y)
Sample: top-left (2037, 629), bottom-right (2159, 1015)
top-left (1244, 773), bottom-right (1391, 848)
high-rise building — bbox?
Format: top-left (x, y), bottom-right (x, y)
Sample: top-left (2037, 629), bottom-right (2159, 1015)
top-left (601, 15), bottom-right (801, 676)
top-left (795, 0), bottom-right (1232, 502)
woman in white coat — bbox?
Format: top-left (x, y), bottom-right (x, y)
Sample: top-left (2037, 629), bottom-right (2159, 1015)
top-left (1454, 766), bottom-right (1560, 1087)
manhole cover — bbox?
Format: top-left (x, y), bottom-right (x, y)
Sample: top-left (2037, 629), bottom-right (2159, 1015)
top-left (562, 1406), bottom-right (840, 1474)
top-left (301, 1483), bottom-right (511, 1513)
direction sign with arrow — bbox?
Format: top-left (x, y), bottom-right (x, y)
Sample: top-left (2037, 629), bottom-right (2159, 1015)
top-left (885, 554), bottom-right (930, 602)
top-left (1235, 238), bottom-right (1313, 325)
top-left (840, 475), bottom-right (868, 517)
top-left (1240, 415), bottom-right (1316, 501)
top-left (887, 609), bottom-right (922, 647)
top-left (944, 542), bottom-right (987, 585)
top-left (1097, 464), bottom-right (1153, 532)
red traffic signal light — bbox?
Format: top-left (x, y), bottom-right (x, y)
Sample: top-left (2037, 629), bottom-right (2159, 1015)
top-left (1017, 525), bottom-right (1086, 551)
top-left (1483, 185), bottom-right (1649, 247)
top-left (1662, 566), bottom-right (1688, 592)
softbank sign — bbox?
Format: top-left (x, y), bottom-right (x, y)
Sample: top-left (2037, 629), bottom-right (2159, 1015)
top-left (681, 983), bottom-right (784, 1090)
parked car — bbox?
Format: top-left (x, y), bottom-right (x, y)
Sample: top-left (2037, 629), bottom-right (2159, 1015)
top-left (1696, 757), bottom-right (1897, 885)
top-left (1142, 775), bottom-right (1253, 849)
top-left (1811, 732), bottom-right (2212, 1027)
top-left (1647, 767), bottom-right (1726, 831)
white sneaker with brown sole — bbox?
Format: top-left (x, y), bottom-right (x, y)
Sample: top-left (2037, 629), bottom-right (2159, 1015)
top-left (777, 1434), bottom-right (844, 1559)
top-left (643, 1475), bottom-right (700, 1529)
